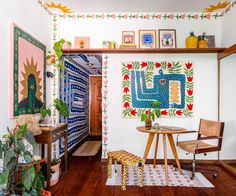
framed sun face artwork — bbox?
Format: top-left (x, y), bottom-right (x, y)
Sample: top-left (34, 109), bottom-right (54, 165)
top-left (158, 29), bottom-right (177, 48)
top-left (122, 31), bottom-right (135, 45)
top-left (139, 30), bottom-right (156, 48)
top-left (10, 24), bottom-right (46, 117)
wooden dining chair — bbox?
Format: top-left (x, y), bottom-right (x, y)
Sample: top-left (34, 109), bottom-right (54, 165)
top-left (177, 119), bottom-right (225, 179)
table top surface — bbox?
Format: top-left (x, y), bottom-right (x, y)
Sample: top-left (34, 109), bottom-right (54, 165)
top-left (38, 123), bottom-right (68, 132)
top-left (136, 126), bottom-right (195, 134)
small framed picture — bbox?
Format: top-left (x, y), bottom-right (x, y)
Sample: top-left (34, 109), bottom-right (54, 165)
top-left (74, 37), bottom-right (90, 48)
top-left (158, 29), bottom-right (176, 48)
top-left (122, 31), bottom-right (135, 45)
top-left (139, 30), bottom-right (156, 48)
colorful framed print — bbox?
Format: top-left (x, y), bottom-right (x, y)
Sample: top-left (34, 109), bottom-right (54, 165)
top-left (10, 24), bottom-right (46, 117)
top-left (74, 36), bottom-right (90, 48)
top-left (122, 31), bottom-right (135, 45)
top-left (139, 30), bottom-right (156, 48)
top-left (122, 61), bottom-right (194, 118)
top-left (158, 29), bottom-right (177, 48)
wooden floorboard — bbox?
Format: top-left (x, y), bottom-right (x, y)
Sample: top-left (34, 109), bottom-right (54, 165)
top-left (51, 149), bottom-right (236, 196)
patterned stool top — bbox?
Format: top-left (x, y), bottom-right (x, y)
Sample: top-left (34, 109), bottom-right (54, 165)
top-left (107, 150), bottom-right (144, 166)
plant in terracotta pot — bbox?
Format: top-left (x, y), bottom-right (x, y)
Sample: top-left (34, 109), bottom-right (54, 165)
top-left (0, 124), bottom-right (45, 195)
top-left (39, 98), bottom-right (69, 123)
top-left (140, 100), bottom-right (161, 130)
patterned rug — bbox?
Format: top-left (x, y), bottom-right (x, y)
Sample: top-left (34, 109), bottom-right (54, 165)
top-left (106, 164), bottom-right (214, 187)
top-left (72, 141), bottom-right (101, 156)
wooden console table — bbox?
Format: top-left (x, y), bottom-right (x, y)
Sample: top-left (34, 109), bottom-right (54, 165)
top-left (35, 123), bottom-right (68, 189)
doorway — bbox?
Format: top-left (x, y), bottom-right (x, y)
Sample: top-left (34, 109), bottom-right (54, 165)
top-left (89, 76), bottom-right (102, 136)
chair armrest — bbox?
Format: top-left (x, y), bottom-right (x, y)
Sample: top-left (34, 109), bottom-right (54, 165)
top-left (176, 130), bottom-right (197, 144)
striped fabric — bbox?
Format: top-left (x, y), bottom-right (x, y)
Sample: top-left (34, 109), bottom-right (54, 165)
top-left (59, 60), bottom-right (89, 155)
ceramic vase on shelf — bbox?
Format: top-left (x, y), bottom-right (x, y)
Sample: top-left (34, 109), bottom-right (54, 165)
top-left (198, 33), bottom-right (208, 48)
top-left (145, 118), bottom-right (152, 130)
top-left (185, 31), bottom-right (198, 48)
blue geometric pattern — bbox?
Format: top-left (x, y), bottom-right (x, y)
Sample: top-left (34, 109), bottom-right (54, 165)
top-left (59, 61), bottom-right (89, 155)
top-left (131, 70), bottom-right (185, 109)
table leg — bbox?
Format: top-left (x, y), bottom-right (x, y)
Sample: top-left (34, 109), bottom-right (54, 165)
top-left (153, 134), bottom-right (159, 168)
top-left (47, 143), bottom-right (51, 189)
top-left (167, 134), bottom-right (183, 174)
top-left (64, 132), bottom-right (68, 171)
top-left (143, 133), bottom-right (155, 162)
top-left (163, 134), bottom-right (169, 185)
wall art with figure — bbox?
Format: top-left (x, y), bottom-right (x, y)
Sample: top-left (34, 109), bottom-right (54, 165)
top-left (10, 24), bottom-right (46, 117)
top-left (122, 61), bottom-right (194, 118)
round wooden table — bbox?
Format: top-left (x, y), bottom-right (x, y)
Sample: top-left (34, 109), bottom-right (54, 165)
top-left (137, 126), bottom-right (194, 185)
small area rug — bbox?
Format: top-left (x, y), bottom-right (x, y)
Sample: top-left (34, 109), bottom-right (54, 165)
top-left (72, 141), bottom-right (101, 156)
top-left (106, 164), bottom-right (214, 187)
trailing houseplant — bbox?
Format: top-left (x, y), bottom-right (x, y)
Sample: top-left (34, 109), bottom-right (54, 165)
top-left (47, 38), bottom-right (71, 70)
top-left (140, 100), bottom-right (161, 129)
top-left (0, 124), bottom-right (44, 195)
top-left (39, 98), bottom-right (69, 123)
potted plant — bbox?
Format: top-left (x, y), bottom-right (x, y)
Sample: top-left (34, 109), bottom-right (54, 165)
top-left (39, 98), bottom-right (69, 123)
top-left (140, 100), bottom-right (161, 130)
top-left (46, 38), bottom-right (71, 70)
top-left (0, 124), bottom-right (46, 195)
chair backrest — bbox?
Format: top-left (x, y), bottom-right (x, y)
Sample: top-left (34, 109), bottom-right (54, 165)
top-left (198, 118), bottom-right (225, 148)
top-left (199, 119), bottom-right (224, 137)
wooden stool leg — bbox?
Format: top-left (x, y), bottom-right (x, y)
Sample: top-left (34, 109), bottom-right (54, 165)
top-left (121, 164), bottom-right (128, 190)
top-left (108, 155), bottom-right (112, 178)
top-left (138, 163), bottom-right (144, 187)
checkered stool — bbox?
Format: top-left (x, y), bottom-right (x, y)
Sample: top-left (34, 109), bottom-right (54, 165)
top-left (107, 150), bottom-right (144, 190)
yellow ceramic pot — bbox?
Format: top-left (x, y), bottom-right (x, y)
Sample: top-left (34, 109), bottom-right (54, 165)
top-left (185, 32), bottom-right (198, 48)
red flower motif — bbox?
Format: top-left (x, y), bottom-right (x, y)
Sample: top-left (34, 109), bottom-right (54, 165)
top-left (123, 74), bottom-right (130, 80)
top-left (123, 87), bottom-right (130, 93)
top-left (187, 76), bottom-right (193, 82)
top-left (123, 102), bottom-right (130, 109)
top-left (126, 64), bottom-right (132, 70)
top-left (185, 62), bottom-right (192, 69)
top-left (187, 103), bottom-right (193, 111)
top-left (155, 62), bottom-right (161, 68)
top-left (176, 110), bottom-right (183, 116)
top-left (167, 62), bottom-right (172, 68)
top-left (131, 109), bottom-right (137, 116)
top-left (161, 110), bottom-right (168, 115)
top-left (187, 89), bottom-right (193, 96)
top-left (141, 62), bottom-right (148, 68)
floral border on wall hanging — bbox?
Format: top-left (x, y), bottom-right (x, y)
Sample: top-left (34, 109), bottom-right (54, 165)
top-left (122, 61), bottom-right (194, 118)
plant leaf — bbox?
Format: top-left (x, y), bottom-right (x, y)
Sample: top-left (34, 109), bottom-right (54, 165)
top-left (22, 166), bottom-right (36, 191)
top-left (24, 131), bottom-right (36, 146)
top-left (16, 124), bottom-right (27, 139)
top-left (0, 170), bottom-right (9, 185)
top-left (54, 98), bottom-right (69, 117)
top-left (24, 151), bottom-right (33, 163)
top-left (18, 139), bottom-right (25, 153)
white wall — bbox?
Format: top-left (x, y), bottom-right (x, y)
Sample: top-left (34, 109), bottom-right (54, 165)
top-left (106, 54), bottom-right (218, 160)
top-left (220, 54), bottom-right (236, 159)
top-left (0, 1), bottom-right (51, 135)
top-left (221, 8), bottom-right (236, 47)
top-left (59, 16), bottom-right (221, 48)
top-left (56, 16), bottom-right (225, 159)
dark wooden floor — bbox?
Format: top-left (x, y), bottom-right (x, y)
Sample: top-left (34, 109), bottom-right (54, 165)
top-left (51, 149), bottom-right (236, 196)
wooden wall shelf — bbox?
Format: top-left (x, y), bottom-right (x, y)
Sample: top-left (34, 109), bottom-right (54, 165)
top-left (62, 48), bottom-right (226, 54)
